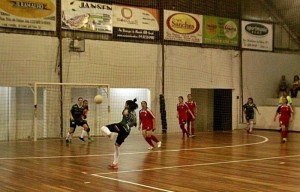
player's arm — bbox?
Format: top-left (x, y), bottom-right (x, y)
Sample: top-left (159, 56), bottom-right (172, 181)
top-left (185, 104), bottom-right (195, 119)
top-left (148, 108), bottom-right (156, 130)
top-left (274, 106), bottom-right (280, 121)
top-left (70, 106), bottom-right (74, 120)
top-left (255, 105), bottom-right (261, 115)
top-left (290, 106), bottom-right (294, 121)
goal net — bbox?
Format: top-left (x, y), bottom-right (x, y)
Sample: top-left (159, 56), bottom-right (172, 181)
top-left (32, 82), bottom-right (110, 141)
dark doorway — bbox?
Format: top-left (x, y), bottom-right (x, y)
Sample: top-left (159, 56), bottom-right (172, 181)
top-left (213, 89), bottom-right (232, 131)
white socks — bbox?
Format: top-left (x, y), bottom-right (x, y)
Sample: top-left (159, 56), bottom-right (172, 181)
top-left (80, 130), bottom-right (86, 138)
top-left (113, 145), bottom-right (120, 164)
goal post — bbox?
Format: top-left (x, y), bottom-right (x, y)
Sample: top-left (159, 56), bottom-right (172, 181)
top-left (32, 82), bottom-right (110, 141)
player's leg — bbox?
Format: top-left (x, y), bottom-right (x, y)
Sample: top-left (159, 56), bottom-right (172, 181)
top-left (149, 129), bottom-right (160, 147)
top-left (190, 119), bottom-right (196, 137)
top-left (180, 120), bottom-right (189, 138)
top-left (66, 120), bottom-right (76, 143)
top-left (186, 120), bottom-right (191, 135)
top-left (109, 130), bottom-right (129, 169)
top-left (146, 130), bottom-right (155, 150)
top-left (79, 121), bottom-right (89, 142)
top-left (281, 121), bottom-right (288, 143)
top-left (101, 123), bottom-right (119, 140)
top-left (249, 119), bottom-right (254, 134)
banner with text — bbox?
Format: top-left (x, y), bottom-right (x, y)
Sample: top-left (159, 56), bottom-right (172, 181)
top-left (242, 21), bottom-right (273, 51)
top-left (164, 10), bottom-right (203, 43)
top-left (0, 0), bottom-right (56, 31)
top-left (112, 4), bottom-right (159, 40)
top-left (203, 16), bottom-right (239, 46)
top-left (62, 0), bottom-right (112, 33)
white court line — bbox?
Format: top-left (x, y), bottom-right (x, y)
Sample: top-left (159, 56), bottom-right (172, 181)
top-left (91, 174), bottom-right (175, 192)
top-left (94, 154), bottom-right (300, 175)
top-left (0, 134), bottom-right (268, 160)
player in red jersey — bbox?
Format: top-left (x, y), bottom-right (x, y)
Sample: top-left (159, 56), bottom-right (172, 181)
top-left (274, 96), bottom-right (293, 143)
top-left (138, 101), bottom-right (162, 150)
top-left (185, 94), bottom-right (197, 137)
top-left (177, 96), bottom-right (195, 139)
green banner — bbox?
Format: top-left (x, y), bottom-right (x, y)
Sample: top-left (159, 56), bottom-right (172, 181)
top-left (203, 16), bottom-right (239, 46)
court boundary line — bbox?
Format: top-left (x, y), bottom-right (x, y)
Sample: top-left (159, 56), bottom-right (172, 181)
top-left (91, 174), bottom-right (175, 192)
top-left (0, 134), bottom-right (268, 160)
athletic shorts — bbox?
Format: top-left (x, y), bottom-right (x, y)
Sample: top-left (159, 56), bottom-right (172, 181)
top-left (106, 123), bottom-right (130, 146)
top-left (279, 118), bottom-right (289, 127)
top-left (142, 126), bottom-right (154, 132)
top-left (178, 118), bottom-right (187, 125)
top-left (70, 119), bottom-right (86, 129)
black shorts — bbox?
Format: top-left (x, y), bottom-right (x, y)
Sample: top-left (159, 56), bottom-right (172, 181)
top-left (106, 123), bottom-right (130, 146)
top-left (70, 119), bottom-right (86, 129)
top-left (246, 115), bottom-right (254, 121)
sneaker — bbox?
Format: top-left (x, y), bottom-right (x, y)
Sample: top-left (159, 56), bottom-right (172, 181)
top-left (148, 146), bottom-right (154, 150)
top-left (157, 141), bottom-right (162, 148)
top-left (191, 134), bottom-right (196, 138)
top-left (109, 163), bottom-right (118, 169)
top-left (79, 137), bottom-right (85, 143)
top-left (282, 138), bottom-right (287, 143)
top-left (66, 139), bottom-right (70, 144)
top-left (88, 137), bottom-right (94, 142)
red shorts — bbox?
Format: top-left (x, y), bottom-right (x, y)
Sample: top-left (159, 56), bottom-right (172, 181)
top-left (142, 126), bottom-right (154, 131)
top-left (179, 118), bottom-right (187, 125)
top-left (279, 118), bottom-right (289, 127)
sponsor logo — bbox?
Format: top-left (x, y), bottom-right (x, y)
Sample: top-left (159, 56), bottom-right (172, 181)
top-left (0, 0), bottom-right (55, 18)
top-left (245, 23), bottom-right (268, 36)
top-left (205, 18), bottom-right (218, 37)
top-left (224, 21), bottom-right (237, 39)
top-left (166, 13), bottom-right (200, 34)
top-left (78, 2), bottom-right (112, 10)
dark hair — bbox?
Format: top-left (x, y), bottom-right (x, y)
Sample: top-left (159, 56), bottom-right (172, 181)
top-left (126, 98), bottom-right (138, 111)
top-left (178, 96), bottom-right (183, 100)
top-left (248, 97), bottom-right (253, 102)
top-left (78, 97), bottom-right (83, 101)
top-left (141, 101), bottom-right (147, 106)
top-left (83, 99), bottom-right (88, 103)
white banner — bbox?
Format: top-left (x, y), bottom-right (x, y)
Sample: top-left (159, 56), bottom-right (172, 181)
top-left (112, 4), bottom-right (159, 40)
top-left (0, 0), bottom-right (56, 31)
top-left (164, 10), bottom-right (203, 43)
top-left (62, 0), bottom-right (112, 33)
top-left (242, 21), bottom-right (273, 51)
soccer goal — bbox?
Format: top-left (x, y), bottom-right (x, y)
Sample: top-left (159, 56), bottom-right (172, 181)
top-left (32, 82), bottom-right (110, 141)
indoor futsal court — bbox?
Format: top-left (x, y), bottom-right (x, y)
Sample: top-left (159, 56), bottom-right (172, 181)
top-left (1, 130), bottom-right (300, 191)
top-left (1, 0), bottom-right (300, 191)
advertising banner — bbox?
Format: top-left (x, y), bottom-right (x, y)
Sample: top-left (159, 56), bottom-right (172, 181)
top-left (112, 4), bottom-right (159, 40)
top-left (62, 0), bottom-right (112, 33)
top-left (164, 10), bottom-right (203, 43)
top-left (0, 0), bottom-right (56, 31)
top-left (242, 21), bottom-right (273, 51)
top-left (203, 16), bottom-right (239, 46)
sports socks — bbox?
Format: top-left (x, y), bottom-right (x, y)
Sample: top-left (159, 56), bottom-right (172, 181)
top-left (113, 145), bottom-right (120, 165)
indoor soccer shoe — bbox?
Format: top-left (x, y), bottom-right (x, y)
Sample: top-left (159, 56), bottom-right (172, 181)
top-left (109, 163), bottom-right (118, 169)
top-left (148, 146), bottom-right (154, 150)
top-left (157, 141), bottom-right (162, 148)
top-left (88, 137), bottom-right (94, 142)
top-left (79, 137), bottom-right (85, 143)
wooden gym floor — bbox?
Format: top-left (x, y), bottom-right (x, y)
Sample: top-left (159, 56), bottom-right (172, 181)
top-left (0, 130), bottom-right (300, 192)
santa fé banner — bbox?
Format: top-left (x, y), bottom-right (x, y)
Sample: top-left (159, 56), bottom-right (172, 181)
top-left (203, 16), bottom-right (239, 46)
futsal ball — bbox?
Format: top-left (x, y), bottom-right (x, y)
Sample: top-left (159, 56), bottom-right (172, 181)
top-left (94, 95), bottom-right (103, 104)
